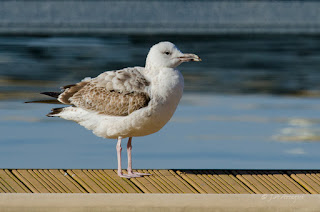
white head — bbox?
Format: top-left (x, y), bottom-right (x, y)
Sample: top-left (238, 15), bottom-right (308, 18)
top-left (145, 41), bottom-right (201, 69)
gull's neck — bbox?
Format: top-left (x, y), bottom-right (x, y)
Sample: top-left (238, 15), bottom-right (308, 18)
top-left (145, 62), bottom-right (157, 71)
top-left (143, 65), bottom-right (178, 81)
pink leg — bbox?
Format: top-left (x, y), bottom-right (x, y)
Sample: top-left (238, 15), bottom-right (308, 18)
top-left (127, 137), bottom-right (133, 174)
top-left (117, 136), bottom-right (130, 178)
top-left (116, 136), bottom-right (123, 176)
top-left (126, 137), bottom-right (151, 177)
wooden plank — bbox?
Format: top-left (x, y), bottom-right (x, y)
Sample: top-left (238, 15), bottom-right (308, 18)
top-left (179, 170), bottom-right (217, 193)
top-left (29, 170), bottom-right (57, 193)
top-left (128, 177), bottom-right (150, 193)
top-left (155, 170), bottom-right (191, 193)
top-left (111, 170), bottom-right (146, 193)
top-left (128, 170), bottom-right (161, 193)
top-left (144, 170), bottom-right (169, 193)
top-left (306, 173), bottom-right (320, 186)
top-left (313, 171), bottom-right (320, 181)
top-left (31, 170), bottom-right (57, 193)
top-left (154, 170), bottom-right (179, 193)
top-left (288, 171), bottom-right (319, 194)
top-left (44, 170), bottom-right (71, 193)
top-left (0, 171), bottom-right (16, 193)
top-left (203, 170), bottom-right (235, 193)
top-left (0, 178), bottom-right (12, 193)
top-left (205, 171), bottom-right (235, 193)
top-left (34, 170), bottom-right (63, 193)
top-left (101, 170), bottom-right (137, 193)
top-left (251, 171), bottom-right (280, 194)
top-left (13, 170), bottom-right (51, 193)
top-left (264, 172), bottom-right (294, 194)
top-left (147, 170), bottom-right (174, 193)
top-left (158, 170), bottom-right (195, 193)
top-left (66, 170), bottom-right (94, 193)
top-left (4, 170), bottom-right (31, 193)
top-left (187, 170), bottom-right (217, 193)
top-left (193, 170), bottom-right (223, 193)
top-left (226, 172), bottom-right (253, 194)
top-left (58, 170), bottom-right (87, 193)
top-left (280, 172), bottom-right (308, 194)
top-left (153, 169), bottom-right (193, 193)
top-left (83, 170), bottom-right (111, 193)
top-left (311, 171), bottom-right (320, 185)
top-left (265, 173), bottom-right (291, 194)
top-left (91, 169), bottom-right (137, 193)
top-left (69, 170), bottom-right (106, 193)
top-left (41, 169), bottom-right (71, 193)
top-left (137, 169), bottom-right (166, 193)
top-left (205, 171), bottom-right (236, 194)
top-left (263, 172), bottom-right (292, 194)
top-left (0, 170), bottom-right (30, 193)
top-left (169, 170), bottom-right (198, 193)
top-left (176, 170), bottom-right (206, 194)
top-left (11, 170), bottom-right (39, 193)
top-left (91, 170), bottom-right (118, 193)
top-left (0, 184), bottom-right (5, 193)
top-left (250, 171), bottom-right (275, 193)
top-left (213, 170), bottom-right (252, 194)
top-left (268, 171), bottom-right (307, 194)
top-left (232, 170), bottom-right (262, 194)
top-left (240, 170), bottom-right (280, 194)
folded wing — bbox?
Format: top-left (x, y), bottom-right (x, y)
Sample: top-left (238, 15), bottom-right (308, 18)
top-left (59, 67), bottom-right (150, 116)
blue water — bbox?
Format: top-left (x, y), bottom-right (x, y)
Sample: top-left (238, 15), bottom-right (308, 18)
top-left (1, 36), bottom-right (320, 169)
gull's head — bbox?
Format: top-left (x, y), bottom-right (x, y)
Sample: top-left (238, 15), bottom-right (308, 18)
top-left (145, 41), bottom-right (201, 69)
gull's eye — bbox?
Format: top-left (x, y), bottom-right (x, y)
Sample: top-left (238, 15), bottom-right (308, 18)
top-left (164, 51), bottom-right (171, 55)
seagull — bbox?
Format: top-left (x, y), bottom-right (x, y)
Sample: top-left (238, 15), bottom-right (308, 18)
top-left (27, 41), bottom-right (201, 178)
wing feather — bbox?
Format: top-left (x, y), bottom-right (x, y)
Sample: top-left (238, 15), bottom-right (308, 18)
top-left (59, 67), bottom-right (150, 116)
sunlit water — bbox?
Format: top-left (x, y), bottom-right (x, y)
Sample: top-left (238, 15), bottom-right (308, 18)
top-left (1, 35), bottom-right (320, 169)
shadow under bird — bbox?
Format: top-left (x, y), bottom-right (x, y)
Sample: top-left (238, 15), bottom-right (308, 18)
top-left (26, 41), bottom-right (201, 178)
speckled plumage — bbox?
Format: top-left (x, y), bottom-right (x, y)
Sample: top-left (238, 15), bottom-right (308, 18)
top-left (60, 68), bottom-right (150, 116)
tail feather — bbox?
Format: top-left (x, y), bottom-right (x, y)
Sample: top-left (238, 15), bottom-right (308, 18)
top-left (25, 99), bottom-right (62, 104)
top-left (47, 107), bottom-right (64, 117)
top-left (41, 92), bottom-right (61, 98)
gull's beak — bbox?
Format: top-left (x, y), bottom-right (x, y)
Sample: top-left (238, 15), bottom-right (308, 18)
top-left (178, 53), bottom-right (202, 62)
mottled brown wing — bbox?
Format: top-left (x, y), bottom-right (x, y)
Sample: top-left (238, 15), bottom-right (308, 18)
top-left (59, 67), bottom-right (150, 116)
top-left (70, 84), bottom-right (150, 116)
top-left (58, 81), bottom-right (89, 104)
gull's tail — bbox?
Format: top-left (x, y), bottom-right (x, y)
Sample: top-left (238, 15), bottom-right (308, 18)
top-left (25, 99), bottom-right (61, 104)
top-left (25, 92), bottom-right (62, 104)
top-left (46, 107), bottom-right (65, 117)
top-left (25, 91), bottom-right (67, 117)
top-left (40, 92), bottom-right (61, 98)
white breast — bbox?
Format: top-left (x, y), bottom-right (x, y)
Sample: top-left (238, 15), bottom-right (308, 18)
top-left (112, 67), bottom-right (184, 138)
top-left (135, 68), bottom-right (184, 135)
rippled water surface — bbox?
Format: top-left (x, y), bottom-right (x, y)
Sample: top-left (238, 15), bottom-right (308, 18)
top-left (1, 35), bottom-right (320, 169)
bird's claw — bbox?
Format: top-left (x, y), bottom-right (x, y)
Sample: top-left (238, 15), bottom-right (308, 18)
top-left (129, 172), bottom-right (151, 177)
top-left (118, 172), bottom-right (151, 178)
top-left (118, 173), bottom-right (133, 178)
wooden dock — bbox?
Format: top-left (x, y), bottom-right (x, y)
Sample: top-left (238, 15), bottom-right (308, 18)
top-left (0, 169), bottom-right (320, 194)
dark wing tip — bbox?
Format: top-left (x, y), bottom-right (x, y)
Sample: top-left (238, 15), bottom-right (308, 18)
top-left (25, 99), bottom-right (62, 104)
top-left (46, 107), bottom-right (64, 117)
top-left (41, 92), bottom-right (61, 98)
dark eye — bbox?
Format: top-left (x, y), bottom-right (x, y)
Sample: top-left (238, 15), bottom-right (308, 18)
top-left (164, 51), bottom-right (171, 55)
